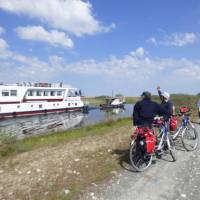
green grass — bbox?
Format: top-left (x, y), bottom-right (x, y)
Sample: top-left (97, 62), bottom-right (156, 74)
top-left (125, 96), bottom-right (141, 104)
top-left (82, 96), bottom-right (107, 105)
top-left (83, 94), bottom-right (199, 109)
top-left (0, 118), bottom-right (131, 159)
top-left (151, 94), bottom-right (198, 117)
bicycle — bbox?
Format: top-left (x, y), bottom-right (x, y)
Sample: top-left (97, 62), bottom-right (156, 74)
top-left (129, 126), bottom-right (154, 172)
top-left (129, 120), bottom-right (177, 172)
top-left (172, 108), bottom-right (198, 151)
top-left (155, 121), bottom-right (177, 161)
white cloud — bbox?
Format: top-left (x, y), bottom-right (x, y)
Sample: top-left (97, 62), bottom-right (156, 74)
top-left (0, 0), bottom-right (114, 36)
top-left (0, 26), bottom-right (5, 35)
top-left (130, 47), bottom-right (147, 58)
top-left (29, 47), bottom-right (198, 84)
top-left (0, 53), bottom-right (56, 81)
top-left (0, 46), bottom-right (200, 94)
top-left (162, 32), bottom-right (197, 46)
top-left (0, 38), bottom-right (8, 50)
top-left (147, 37), bottom-right (157, 45)
top-left (148, 32), bottom-right (198, 47)
top-left (15, 26), bottom-right (74, 48)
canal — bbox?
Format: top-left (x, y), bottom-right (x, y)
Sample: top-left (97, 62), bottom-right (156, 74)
top-left (0, 104), bottom-right (133, 139)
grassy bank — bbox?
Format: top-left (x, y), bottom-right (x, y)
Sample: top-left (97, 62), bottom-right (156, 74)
top-left (0, 117), bottom-right (132, 200)
top-left (0, 118), bottom-right (131, 159)
top-left (83, 94), bottom-right (199, 114)
top-left (83, 94), bottom-right (199, 107)
top-left (82, 96), bottom-right (107, 105)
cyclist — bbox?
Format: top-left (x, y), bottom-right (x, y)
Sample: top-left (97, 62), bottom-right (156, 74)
top-left (133, 91), bottom-right (170, 128)
top-left (197, 98), bottom-right (200, 121)
top-left (156, 86), bottom-right (175, 121)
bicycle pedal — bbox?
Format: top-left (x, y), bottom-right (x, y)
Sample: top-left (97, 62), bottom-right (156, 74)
top-left (152, 160), bottom-right (156, 164)
top-left (155, 150), bottom-right (162, 159)
top-left (156, 154), bottom-right (162, 159)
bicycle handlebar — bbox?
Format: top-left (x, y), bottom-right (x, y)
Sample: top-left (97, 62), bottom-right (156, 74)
top-left (173, 112), bottom-right (192, 117)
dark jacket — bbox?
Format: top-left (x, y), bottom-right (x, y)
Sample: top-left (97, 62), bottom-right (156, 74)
top-left (133, 98), bottom-right (170, 127)
top-left (158, 90), bottom-right (173, 120)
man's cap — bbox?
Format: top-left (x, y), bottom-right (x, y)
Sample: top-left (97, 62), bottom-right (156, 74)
top-left (161, 92), bottom-right (170, 100)
top-left (141, 91), bottom-right (151, 98)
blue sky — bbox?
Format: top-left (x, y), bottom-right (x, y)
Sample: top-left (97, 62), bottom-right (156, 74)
top-left (0, 0), bottom-right (200, 96)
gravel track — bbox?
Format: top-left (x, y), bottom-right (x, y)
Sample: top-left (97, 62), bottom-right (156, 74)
top-left (80, 123), bottom-right (200, 200)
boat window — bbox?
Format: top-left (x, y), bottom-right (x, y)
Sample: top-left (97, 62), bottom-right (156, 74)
top-left (75, 103), bottom-right (77, 106)
top-left (28, 90), bottom-right (34, 96)
top-left (39, 104), bottom-right (42, 108)
top-left (50, 91), bottom-right (55, 96)
top-left (67, 89), bottom-right (79, 97)
top-left (44, 91), bottom-right (49, 96)
top-left (17, 105), bottom-right (20, 109)
top-left (31, 105), bottom-right (33, 108)
top-left (57, 91), bottom-right (62, 96)
top-left (10, 90), bottom-right (17, 96)
top-left (68, 103), bottom-right (71, 106)
top-left (36, 90), bottom-right (42, 96)
top-left (2, 90), bottom-right (9, 96)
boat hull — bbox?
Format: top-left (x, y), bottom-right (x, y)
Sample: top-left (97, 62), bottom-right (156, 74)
top-left (0, 106), bottom-right (86, 120)
top-left (99, 104), bottom-right (125, 110)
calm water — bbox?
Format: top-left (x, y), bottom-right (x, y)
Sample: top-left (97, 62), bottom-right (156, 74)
top-left (0, 104), bottom-right (133, 139)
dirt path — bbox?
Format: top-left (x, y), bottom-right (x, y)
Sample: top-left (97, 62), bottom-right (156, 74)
top-left (0, 123), bottom-right (132, 200)
top-left (80, 123), bottom-right (200, 200)
top-left (1, 122), bottom-right (200, 200)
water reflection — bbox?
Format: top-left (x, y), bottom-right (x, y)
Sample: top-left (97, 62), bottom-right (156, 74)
top-left (0, 112), bottom-right (85, 139)
top-left (104, 107), bottom-right (125, 115)
top-left (0, 104), bottom-right (133, 139)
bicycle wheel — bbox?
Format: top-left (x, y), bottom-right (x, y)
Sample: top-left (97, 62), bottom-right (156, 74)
top-left (168, 137), bottom-right (177, 161)
top-left (181, 123), bottom-right (198, 151)
top-left (161, 137), bottom-right (177, 162)
top-left (129, 139), bottom-right (152, 172)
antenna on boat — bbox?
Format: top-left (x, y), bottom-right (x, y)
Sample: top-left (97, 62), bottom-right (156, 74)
top-left (79, 90), bottom-right (82, 97)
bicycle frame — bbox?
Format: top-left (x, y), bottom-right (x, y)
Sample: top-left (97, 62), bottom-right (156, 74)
top-left (157, 122), bottom-right (171, 151)
top-left (173, 114), bottom-right (194, 140)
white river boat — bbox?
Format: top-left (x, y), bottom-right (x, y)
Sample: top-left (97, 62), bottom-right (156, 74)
top-left (0, 82), bottom-right (85, 119)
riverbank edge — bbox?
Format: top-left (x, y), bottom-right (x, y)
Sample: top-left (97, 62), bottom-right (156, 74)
top-left (0, 117), bottom-right (133, 200)
top-left (0, 117), bottom-right (131, 159)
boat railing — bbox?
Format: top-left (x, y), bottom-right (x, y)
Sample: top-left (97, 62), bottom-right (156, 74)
top-left (0, 82), bottom-right (70, 88)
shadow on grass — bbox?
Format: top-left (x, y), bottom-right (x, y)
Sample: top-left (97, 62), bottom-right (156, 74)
top-left (173, 137), bottom-right (186, 152)
top-left (111, 148), bottom-right (138, 172)
top-left (191, 121), bottom-right (200, 125)
top-left (112, 145), bottom-right (180, 172)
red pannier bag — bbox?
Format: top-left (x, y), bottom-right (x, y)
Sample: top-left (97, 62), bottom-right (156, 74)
top-left (131, 127), bottom-right (156, 154)
top-left (169, 116), bottom-right (178, 131)
top-left (180, 106), bottom-right (189, 114)
top-left (131, 127), bottom-right (144, 140)
top-left (145, 129), bottom-right (156, 154)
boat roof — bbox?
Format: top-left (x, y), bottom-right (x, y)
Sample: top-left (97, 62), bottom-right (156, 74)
top-left (0, 82), bottom-right (77, 90)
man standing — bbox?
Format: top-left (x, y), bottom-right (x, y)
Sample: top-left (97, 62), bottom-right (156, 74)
top-left (156, 86), bottom-right (175, 121)
top-left (197, 98), bottom-right (200, 119)
top-left (133, 91), bottom-right (169, 128)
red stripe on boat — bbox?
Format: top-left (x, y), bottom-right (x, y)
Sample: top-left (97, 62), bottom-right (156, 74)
top-left (0, 101), bottom-right (20, 104)
top-left (0, 107), bottom-right (84, 120)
